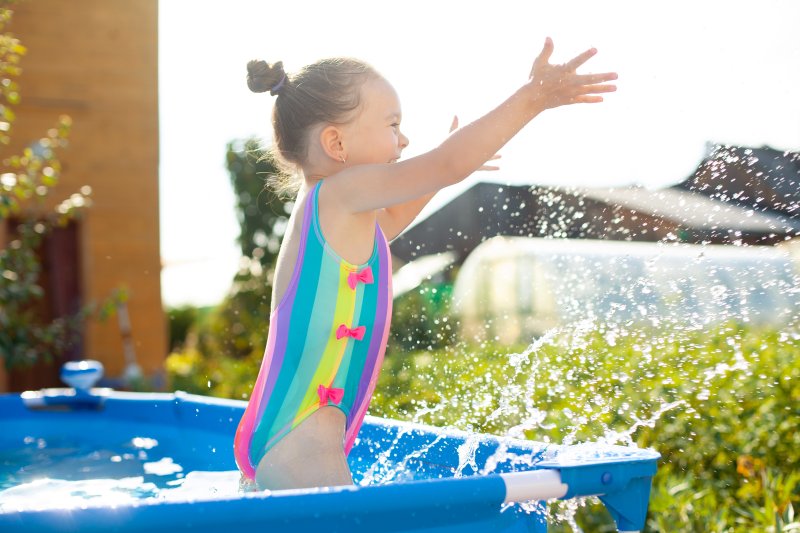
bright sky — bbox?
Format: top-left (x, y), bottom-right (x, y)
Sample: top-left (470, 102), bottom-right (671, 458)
top-left (158, 0), bottom-right (800, 308)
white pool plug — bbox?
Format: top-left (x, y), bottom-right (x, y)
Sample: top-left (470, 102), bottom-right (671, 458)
top-left (60, 360), bottom-right (104, 392)
top-left (500, 469), bottom-right (568, 503)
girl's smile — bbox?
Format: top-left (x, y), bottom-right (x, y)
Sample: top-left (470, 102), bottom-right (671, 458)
top-left (339, 77), bottom-right (409, 167)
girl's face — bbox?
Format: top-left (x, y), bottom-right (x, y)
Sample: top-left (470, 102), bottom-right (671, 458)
top-left (342, 77), bottom-right (409, 166)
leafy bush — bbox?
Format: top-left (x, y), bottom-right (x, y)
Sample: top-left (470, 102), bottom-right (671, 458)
top-left (165, 265), bottom-right (272, 400)
top-left (370, 321), bottom-right (800, 532)
top-left (388, 281), bottom-right (458, 353)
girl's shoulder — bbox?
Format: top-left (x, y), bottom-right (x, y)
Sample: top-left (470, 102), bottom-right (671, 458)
top-left (314, 178), bottom-right (380, 266)
top-left (315, 176), bottom-right (377, 221)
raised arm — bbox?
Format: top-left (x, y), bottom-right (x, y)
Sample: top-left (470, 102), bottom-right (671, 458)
top-left (377, 116), bottom-right (501, 240)
top-left (328, 38), bottom-right (617, 213)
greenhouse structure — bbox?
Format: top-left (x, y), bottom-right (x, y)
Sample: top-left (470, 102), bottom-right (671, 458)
top-left (451, 237), bottom-right (800, 345)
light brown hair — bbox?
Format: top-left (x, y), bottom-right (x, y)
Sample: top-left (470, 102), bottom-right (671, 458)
top-left (247, 58), bottom-right (379, 198)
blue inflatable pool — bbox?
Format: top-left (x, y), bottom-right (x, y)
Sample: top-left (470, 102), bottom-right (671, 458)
top-left (0, 363), bottom-right (659, 532)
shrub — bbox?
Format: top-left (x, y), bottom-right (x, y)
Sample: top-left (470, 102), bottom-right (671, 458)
top-left (371, 321), bottom-right (800, 532)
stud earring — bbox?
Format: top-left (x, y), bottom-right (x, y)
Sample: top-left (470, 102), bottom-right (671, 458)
top-left (340, 154), bottom-right (347, 164)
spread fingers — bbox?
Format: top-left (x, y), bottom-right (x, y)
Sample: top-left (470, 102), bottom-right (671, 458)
top-left (564, 47), bottom-right (598, 71)
top-left (574, 72), bottom-right (618, 85)
top-left (574, 83), bottom-right (618, 95)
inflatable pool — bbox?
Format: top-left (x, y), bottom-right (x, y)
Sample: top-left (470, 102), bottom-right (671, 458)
top-left (0, 362), bottom-right (660, 532)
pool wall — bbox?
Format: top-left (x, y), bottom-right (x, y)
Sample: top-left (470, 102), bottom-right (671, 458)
top-left (0, 390), bottom-right (658, 532)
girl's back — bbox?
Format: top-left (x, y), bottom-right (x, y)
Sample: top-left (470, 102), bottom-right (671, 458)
top-left (271, 184), bottom-right (380, 313)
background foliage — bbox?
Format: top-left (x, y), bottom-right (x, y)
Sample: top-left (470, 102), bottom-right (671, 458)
top-left (0, 2), bottom-right (94, 370)
top-left (167, 140), bottom-right (290, 399)
top-left (225, 139), bottom-right (290, 270)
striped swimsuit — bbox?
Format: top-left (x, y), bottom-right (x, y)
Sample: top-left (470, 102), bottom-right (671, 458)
top-left (234, 180), bottom-right (393, 481)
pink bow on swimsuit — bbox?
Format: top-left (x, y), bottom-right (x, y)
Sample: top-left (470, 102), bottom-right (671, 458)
top-left (317, 384), bottom-right (344, 407)
top-left (347, 267), bottom-right (374, 290)
top-left (336, 324), bottom-right (366, 340)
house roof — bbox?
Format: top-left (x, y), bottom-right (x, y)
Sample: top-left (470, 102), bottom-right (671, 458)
top-left (673, 144), bottom-right (800, 219)
top-left (574, 186), bottom-right (800, 233)
top-left (390, 177), bottom-right (800, 265)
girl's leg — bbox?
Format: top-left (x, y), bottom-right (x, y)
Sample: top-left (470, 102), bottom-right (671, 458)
top-left (255, 406), bottom-right (353, 491)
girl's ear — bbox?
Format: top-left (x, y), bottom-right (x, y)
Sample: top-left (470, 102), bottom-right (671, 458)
top-left (319, 125), bottom-right (347, 163)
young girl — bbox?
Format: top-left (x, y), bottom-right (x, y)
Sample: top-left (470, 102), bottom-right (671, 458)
top-left (234, 38), bottom-right (617, 491)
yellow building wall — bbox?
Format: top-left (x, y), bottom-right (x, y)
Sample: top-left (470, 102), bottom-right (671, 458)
top-left (5, 0), bottom-right (165, 382)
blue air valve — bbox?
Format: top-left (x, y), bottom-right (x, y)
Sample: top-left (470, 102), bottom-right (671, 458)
top-left (21, 360), bottom-right (109, 409)
top-left (60, 360), bottom-right (104, 392)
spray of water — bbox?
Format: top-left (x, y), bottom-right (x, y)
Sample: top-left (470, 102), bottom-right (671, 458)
top-left (372, 177), bottom-right (800, 530)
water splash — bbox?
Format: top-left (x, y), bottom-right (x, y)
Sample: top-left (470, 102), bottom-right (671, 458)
top-left (378, 247), bottom-right (800, 531)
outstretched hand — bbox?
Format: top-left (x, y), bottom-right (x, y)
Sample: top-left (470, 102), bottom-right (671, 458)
top-left (449, 115), bottom-right (501, 171)
top-left (528, 37), bottom-right (617, 110)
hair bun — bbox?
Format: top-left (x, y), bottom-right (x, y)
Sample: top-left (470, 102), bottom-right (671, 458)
top-left (247, 60), bottom-right (286, 95)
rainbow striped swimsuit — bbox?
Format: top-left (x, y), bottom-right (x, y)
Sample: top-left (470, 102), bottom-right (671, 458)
top-left (234, 180), bottom-right (393, 481)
